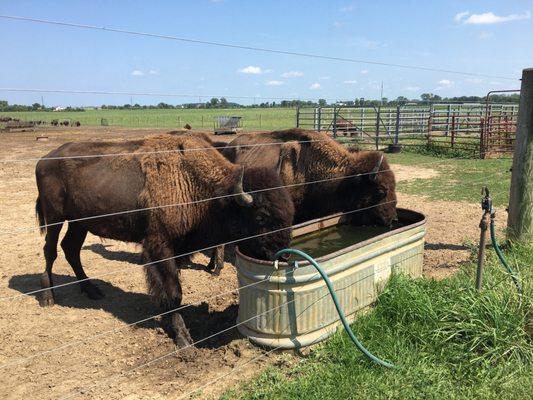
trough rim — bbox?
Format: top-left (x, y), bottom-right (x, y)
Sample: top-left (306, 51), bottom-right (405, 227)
top-left (236, 207), bottom-right (426, 268)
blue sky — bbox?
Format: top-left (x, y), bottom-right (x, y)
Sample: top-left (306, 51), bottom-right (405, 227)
top-left (0, 0), bottom-right (532, 106)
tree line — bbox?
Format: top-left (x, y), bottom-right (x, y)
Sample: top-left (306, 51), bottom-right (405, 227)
top-left (0, 93), bottom-right (520, 112)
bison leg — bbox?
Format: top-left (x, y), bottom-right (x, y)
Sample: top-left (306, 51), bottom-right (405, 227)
top-left (206, 245), bottom-right (225, 275)
top-left (143, 240), bottom-right (192, 347)
top-left (39, 224), bottom-right (63, 307)
top-left (61, 223), bottom-right (104, 300)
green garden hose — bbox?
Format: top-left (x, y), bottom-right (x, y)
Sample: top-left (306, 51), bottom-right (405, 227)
top-left (489, 215), bottom-right (522, 294)
top-left (275, 248), bottom-right (395, 368)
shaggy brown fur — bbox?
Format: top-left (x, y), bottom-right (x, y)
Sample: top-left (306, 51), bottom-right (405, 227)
top-left (35, 134), bottom-right (294, 343)
top-left (207, 129), bottom-right (398, 272)
top-left (224, 128), bottom-right (397, 224)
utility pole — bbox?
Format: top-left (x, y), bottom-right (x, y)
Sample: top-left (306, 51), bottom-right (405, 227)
top-left (507, 68), bottom-right (533, 242)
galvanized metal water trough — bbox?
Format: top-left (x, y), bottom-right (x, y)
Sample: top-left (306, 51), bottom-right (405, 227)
top-left (235, 208), bottom-right (426, 349)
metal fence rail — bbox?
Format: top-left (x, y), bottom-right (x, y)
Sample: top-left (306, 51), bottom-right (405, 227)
top-left (296, 102), bottom-right (519, 158)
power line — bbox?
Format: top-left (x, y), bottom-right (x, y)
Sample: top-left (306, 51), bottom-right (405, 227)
top-left (0, 15), bottom-right (518, 81)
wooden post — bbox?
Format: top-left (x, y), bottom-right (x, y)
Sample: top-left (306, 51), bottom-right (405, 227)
top-left (507, 68), bottom-right (533, 242)
top-left (296, 107), bottom-right (300, 128)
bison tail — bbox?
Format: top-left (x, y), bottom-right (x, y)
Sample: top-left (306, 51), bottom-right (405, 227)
top-left (35, 197), bottom-right (46, 235)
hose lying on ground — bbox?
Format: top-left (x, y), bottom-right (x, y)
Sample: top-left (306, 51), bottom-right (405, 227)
top-left (275, 248), bottom-right (395, 368)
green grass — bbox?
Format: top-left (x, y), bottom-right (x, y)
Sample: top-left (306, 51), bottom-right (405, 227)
top-left (223, 242), bottom-right (533, 400)
top-left (386, 152), bottom-right (513, 206)
top-left (0, 108), bottom-right (297, 130)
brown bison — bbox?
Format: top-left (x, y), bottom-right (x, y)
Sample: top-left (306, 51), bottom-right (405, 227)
top-left (35, 135), bottom-right (295, 344)
top-left (167, 129), bottom-right (227, 150)
top-left (207, 128), bottom-right (397, 272)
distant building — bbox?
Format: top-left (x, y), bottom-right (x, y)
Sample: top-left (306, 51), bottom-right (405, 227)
top-left (53, 106), bottom-right (65, 111)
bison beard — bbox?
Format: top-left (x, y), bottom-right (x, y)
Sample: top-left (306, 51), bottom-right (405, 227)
top-left (34, 134), bottom-right (294, 346)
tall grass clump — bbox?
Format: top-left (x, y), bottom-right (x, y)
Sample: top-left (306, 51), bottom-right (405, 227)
top-left (226, 242), bottom-right (532, 400)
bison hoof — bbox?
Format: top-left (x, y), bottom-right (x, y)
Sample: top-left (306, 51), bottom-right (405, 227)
top-left (39, 290), bottom-right (55, 307)
top-left (172, 313), bottom-right (193, 348)
top-left (206, 261), bottom-right (223, 276)
top-left (80, 282), bottom-right (105, 300)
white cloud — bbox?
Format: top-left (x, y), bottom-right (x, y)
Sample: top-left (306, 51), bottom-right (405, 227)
top-left (405, 86), bottom-right (421, 91)
top-left (131, 70), bottom-right (144, 76)
top-left (438, 79), bottom-right (454, 86)
top-left (343, 80), bottom-right (358, 84)
top-left (454, 11), bottom-right (470, 22)
top-left (238, 66), bottom-right (264, 74)
top-left (360, 69), bottom-right (369, 74)
top-left (309, 82), bottom-right (321, 90)
top-left (463, 11), bottom-right (530, 25)
top-left (281, 71), bottom-right (303, 78)
top-left (265, 80), bottom-right (284, 86)
top-left (148, 69), bottom-right (159, 75)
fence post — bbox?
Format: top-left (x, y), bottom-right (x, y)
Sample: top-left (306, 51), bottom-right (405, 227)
top-left (317, 107), bottom-right (322, 132)
top-left (375, 106), bottom-right (381, 150)
top-left (445, 104), bottom-right (451, 136)
top-left (296, 107), bottom-right (300, 128)
top-left (394, 105), bottom-right (401, 145)
top-left (451, 115), bottom-right (456, 148)
top-left (333, 107), bottom-right (338, 138)
top-left (507, 68), bottom-right (533, 242)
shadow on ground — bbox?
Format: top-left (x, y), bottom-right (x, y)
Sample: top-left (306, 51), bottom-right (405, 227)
top-left (8, 273), bottom-right (240, 349)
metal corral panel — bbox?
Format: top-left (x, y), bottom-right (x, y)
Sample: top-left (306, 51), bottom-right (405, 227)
top-left (236, 208), bottom-right (426, 348)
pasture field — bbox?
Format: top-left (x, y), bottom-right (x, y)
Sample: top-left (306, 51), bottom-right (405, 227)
top-left (0, 107), bottom-right (298, 130)
top-left (0, 126), bottom-right (523, 399)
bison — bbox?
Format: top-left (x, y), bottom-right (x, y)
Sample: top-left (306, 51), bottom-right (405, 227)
top-left (207, 128), bottom-right (397, 272)
top-left (35, 134), bottom-right (295, 344)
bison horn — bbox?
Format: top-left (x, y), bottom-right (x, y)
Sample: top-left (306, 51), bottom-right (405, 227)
top-left (370, 154), bottom-right (384, 181)
top-left (234, 168), bottom-right (254, 207)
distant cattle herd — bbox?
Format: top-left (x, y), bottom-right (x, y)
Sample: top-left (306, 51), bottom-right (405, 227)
top-left (0, 116), bottom-right (81, 130)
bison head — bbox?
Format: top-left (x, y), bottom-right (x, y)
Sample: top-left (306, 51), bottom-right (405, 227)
top-left (347, 152), bottom-right (398, 228)
top-left (230, 168), bottom-right (294, 260)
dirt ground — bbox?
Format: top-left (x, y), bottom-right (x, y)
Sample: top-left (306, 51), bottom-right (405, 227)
top-left (0, 127), bottom-right (494, 399)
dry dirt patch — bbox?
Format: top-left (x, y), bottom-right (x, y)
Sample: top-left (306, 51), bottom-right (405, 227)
top-left (0, 129), bottom-right (494, 399)
top-left (391, 163), bottom-right (440, 182)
